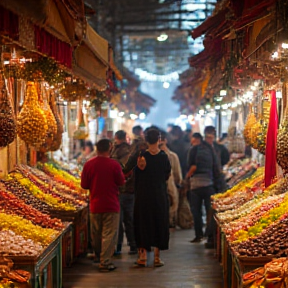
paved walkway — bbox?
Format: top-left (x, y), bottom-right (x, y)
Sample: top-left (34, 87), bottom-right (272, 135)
top-left (63, 229), bottom-right (223, 288)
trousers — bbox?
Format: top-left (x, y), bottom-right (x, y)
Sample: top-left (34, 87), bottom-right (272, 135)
top-left (188, 185), bottom-right (215, 239)
top-left (118, 194), bottom-right (136, 247)
top-left (90, 212), bottom-right (119, 265)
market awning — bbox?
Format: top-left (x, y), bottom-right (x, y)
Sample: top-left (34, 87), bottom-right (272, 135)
top-left (73, 43), bottom-right (107, 89)
top-left (109, 46), bottom-right (123, 81)
top-left (84, 23), bottom-right (109, 66)
top-left (191, 7), bottom-right (230, 39)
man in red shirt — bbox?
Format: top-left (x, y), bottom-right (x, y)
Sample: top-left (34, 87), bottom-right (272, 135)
top-left (81, 139), bottom-right (125, 272)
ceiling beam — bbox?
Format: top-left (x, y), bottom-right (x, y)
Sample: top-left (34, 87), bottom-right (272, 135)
top-left (113, 18), bottom-right (206, 25)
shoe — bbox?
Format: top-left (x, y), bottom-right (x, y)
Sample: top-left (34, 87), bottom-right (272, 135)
top-left (134, 259), bottom-right (147, 267)
top-left (190, 237), bottom-right (203, 243)
top-left (204, 242), bottom-right (215, 249)
top-left (128, 246), bottom-right (137, 255)
top-left (154, 259), bottom-right (164, 267)
top-left (99, 264), bottom-right (117, 272)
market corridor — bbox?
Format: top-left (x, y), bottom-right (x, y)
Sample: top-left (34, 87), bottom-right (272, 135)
top-left (63, 229), bottom-right (223, 288)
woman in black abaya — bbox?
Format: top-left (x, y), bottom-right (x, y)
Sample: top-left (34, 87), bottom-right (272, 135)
top-left (134, 128), bottom-right (171, 267)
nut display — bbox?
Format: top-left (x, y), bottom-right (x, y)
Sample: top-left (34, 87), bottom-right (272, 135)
top-left (0, 85), bottom-right (16, 148)
top-left (17, 81), bottom-right (48, 147)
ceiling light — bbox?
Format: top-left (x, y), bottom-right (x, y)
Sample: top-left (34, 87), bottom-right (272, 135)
top-left (205, 104), bottom-right (211, 109)
top-left (199, 109), bottom-right (204, 115)
top-left (282, 43), bottom-right (288, 49)
top-left (139, 112), bottom-right (146, 120)
top-left (272, 51), bottom-right (278, 58)
top-left (215, 105), bottom-right (221, 110)
top-left (251, 86), bottom-right (256, 91)
top-left (215, 96), bottom-right (223, 102)
top-left (220, 90), bottom-right (227, 96)
top-left (276, 91), bottom-right (282, 99)
top-left (118, 112), bottom-right (125, 117)
top-left (254, 81), bottom-right (260, 86)
top-left (163, 82), bottom-right (170, 89)
top-left (157, 33), bottom-right (168, 42)
top-left (130, 114), bottom-right (138, 120)
top-left (180, 114), bottom-right (187, 119)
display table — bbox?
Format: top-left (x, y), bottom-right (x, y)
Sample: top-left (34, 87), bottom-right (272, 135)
top-left (50, 205), bottom-right (88, 259)
top-left (8, 234), bottom-right (63, 288)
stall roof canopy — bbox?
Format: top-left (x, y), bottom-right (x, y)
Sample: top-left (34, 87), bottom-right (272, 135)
top-left (85, 23), bottom-right (109, 66)
top-left (73, 43), bottom-right (107, 89)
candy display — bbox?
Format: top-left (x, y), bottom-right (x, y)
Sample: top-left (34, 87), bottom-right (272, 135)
top-left (0, 84), bottom-right (16, 148)
top-left (243, 112), bottom-right (257, 146)
top-left (17, 81), bottom-right (48, 147)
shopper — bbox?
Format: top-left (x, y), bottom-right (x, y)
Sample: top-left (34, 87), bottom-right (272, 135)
top-left (77, 140), bottom-right (95, 166)
top-left (81, 139), bottom-right (125, 272)
top-left (111, 130), bottom-right (131, 167)
top-left (131, 125), bottom-right (144, 154)
top-left (134, 128), bottom-right (171, 267)
top-left (110, 130), bottom-right (137, 255)
top-left (203, 126), bottom-right (228, 249)
top-left (159, 131), bottom-right (182, 228)
top-left (169, 125), bottom-right (190, 179)
top-left (186, 133), bottom-right (219, 243)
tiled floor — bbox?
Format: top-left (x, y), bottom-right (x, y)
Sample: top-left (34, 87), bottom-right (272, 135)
top-left (63, 229), bottom-right (223, 288)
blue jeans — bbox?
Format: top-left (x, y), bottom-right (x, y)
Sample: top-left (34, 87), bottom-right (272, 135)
top-left (188, 185), bottom-right (215, 239)
top-left (118, 194), bottom-right (136, 247)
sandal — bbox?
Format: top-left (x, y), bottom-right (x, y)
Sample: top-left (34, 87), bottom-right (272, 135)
top-left (154, 259), bottom-right (164, 267)
top-left (134, 259), bottom-right (147, 267)
top-left (99, 264), bottom-right (117, 272)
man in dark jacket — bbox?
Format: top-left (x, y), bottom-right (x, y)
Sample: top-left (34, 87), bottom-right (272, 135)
top-left (110, 130), bottom-right (137, 255)
top-left (169, 125), bottom-right (191, 179)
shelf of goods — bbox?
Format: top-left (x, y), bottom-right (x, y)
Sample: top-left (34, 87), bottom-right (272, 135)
top-left (212, 167), bottom-right (288, 288)
top-left (0, 162), bottom-right (89, 269)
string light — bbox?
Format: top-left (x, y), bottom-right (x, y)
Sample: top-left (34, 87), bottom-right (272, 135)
top-left (135, 68), bottom-right (179, 82)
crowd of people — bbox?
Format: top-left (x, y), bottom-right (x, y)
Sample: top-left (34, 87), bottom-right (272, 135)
top-left (80, 124), bottom-right (230, 272)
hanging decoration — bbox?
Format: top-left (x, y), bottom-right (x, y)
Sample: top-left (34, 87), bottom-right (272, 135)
top-left (17, 82), bottom-right (48, 147)
top-left (60, 80), bottom-right (87, 101)
top-left (49, 92), bottom-right (64, 152)
top-left (35, 83), bottom-right (57, 152)
top-left (0, 81), bottom-right (16, 148)
top-left (243, 109), bottom-right (257, 146)
top-left (265, 90), bottom-right (278, 187)
top-left (89, 89), bottom-right (108, 110)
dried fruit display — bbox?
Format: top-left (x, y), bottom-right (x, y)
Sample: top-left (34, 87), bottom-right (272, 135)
top-left (49, 92), bottom-right (63, 151)
top-left (0, 85), bottom-right (16, 148)
top-left (277, 107), bottom-right (288, 172)
top-left (233, 215), bottom-right (288, 257)
top-left (21, 164), bottom-right (87, 202)
top-left (243, 112), bottom-right (257, 146)
top-left (242, 258), bottom-right (288, 288)
top-left (250, 120), bottom-right (261, 150)
top-left (0, 230), bottom-right (43, 257)
top-left (233, 194), bottom-right (288, 244)
top-left (0, 212), bottom-right (58, 246)
top-left (0, 187), bottom-right (64, 230)
top-left (17, 82), bottom-right (48, 147)
top-left (16, 165), bottom-right (86, 207)
top-left (10, 172), bottom-right (76, 211)
top-left (60, 81), bottom-right (87, 101)
top-left (0, 255), bottom-right (31, 285)
top-left (1, 177), bottom-right (51, 213)
top-left (35, 84), bottom-right (57, 152)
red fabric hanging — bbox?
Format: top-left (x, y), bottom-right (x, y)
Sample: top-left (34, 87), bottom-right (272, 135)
top-left (0, 5), bottom-right (19, 40)
top-left (265, 90), bottom-right (278, 187)
top-left (34, 26), bottom-right (72, 68)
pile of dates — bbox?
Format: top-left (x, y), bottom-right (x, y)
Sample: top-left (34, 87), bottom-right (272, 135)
top-left (233, 216), bottom-right (288, 257)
